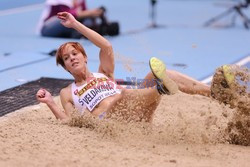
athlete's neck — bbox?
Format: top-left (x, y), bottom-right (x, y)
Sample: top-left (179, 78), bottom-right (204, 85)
top-left (73, 70), bottom-right (93, 86)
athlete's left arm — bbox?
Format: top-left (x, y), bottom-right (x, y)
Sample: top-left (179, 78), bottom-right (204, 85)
top-left (57, 12), bottom-right (115, 80)
top-left (98, 43), bottom-right (115, 80)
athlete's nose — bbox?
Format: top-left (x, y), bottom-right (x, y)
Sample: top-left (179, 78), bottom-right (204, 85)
top-left (69, 54), bottom-right (76, 62)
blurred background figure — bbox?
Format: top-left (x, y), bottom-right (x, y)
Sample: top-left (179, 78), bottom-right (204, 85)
top-left (204, 0), bottom-right (250, 29)
top-left (36, 0), bottom-right (120, 38)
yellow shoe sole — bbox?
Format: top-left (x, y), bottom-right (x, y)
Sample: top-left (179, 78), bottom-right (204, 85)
top-left (222, 65), bottom-right (235, 87)
top-left (149, 57), bottom-right (178, 94)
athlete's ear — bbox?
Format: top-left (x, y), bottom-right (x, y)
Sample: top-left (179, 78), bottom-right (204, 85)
top-left (84, 57), bottom-right (88, 64)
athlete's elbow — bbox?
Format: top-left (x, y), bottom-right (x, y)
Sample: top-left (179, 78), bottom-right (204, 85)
top-left (102, 41), bottom-right (112, 50)
top-left (57, 114), bottom-right (70, 121)
top-left (60, 117), bottom-right (71, 124)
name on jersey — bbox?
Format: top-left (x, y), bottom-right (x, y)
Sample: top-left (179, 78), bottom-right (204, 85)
top-left (78, 82), bottom-right (118, 111)
top-left (77, 77), bottom-right (108, 96)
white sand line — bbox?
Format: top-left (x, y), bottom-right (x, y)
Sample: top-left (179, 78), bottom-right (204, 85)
top-left (201, 76), bottom-right (213, 85)
top-left (235, 55), bottom-right (250, 66)
top-left (201, 55), bottom-right (250, 84)
top-left (0, 3), bottom-right (44, 16)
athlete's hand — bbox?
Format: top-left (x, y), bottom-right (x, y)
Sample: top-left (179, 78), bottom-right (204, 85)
top-left (57, 12), bottom-right (77, 28)
top-left (36, 88), bottom-right (53, 104)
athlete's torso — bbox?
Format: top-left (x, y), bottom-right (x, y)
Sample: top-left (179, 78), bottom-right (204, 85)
top-left (71, 73), bottom-right (121, 114)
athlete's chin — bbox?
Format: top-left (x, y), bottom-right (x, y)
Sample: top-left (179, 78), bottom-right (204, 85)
top-left (72, 65), bottom-right (82, 71)
top-left (71, 66), bottom-right (86, 75)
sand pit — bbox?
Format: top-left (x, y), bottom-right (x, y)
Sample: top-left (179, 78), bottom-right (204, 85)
top-left (0, 91), bottom-right (249, 167)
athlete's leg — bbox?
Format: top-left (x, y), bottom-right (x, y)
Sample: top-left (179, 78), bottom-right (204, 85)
top-left (144, 70), bottom-right (210, 97)
top-left (166, 70), bottom-right (211, 96)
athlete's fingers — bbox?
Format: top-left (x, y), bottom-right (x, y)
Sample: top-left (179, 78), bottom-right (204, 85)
top-left (37, 92), bottom-right (44, 98)
top-left (36, 89), bottom-right (46, 98)
top-left (57, 12), bottom-right (68, 20)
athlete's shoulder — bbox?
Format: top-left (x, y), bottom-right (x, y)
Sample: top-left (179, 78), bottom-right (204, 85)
top-left (93, 72), bottom-right (107, 78)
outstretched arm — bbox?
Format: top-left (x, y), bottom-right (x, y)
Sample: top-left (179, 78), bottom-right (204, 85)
top-left (57, 12), bottom-right (115, 79)
top-left (36, 88), bottom-right (71, 120)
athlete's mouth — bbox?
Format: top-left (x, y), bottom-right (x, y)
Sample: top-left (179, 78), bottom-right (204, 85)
top-left (72, 62), bottom-right (79, 67)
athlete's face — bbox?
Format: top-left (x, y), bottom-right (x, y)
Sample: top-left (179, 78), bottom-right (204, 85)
top-left (62, 44), bottom-right (87, 74)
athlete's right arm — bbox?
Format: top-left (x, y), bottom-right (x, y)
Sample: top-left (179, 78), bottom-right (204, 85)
top-left (36, 88), bottom-right (69, 120)
top-left (59, 87), bottom-right (75, 118)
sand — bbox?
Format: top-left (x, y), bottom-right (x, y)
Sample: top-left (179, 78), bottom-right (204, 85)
top-left (0, 91), bottom-right (250, 167)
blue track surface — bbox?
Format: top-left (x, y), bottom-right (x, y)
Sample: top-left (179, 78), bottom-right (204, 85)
top-left (0, 0), bottom-right (249, 91)
top-left (0, 0), bottom-right (44, 10)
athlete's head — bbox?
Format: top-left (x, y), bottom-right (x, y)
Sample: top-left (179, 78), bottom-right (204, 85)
top-left (56, 42), bottom-right (88, 74)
